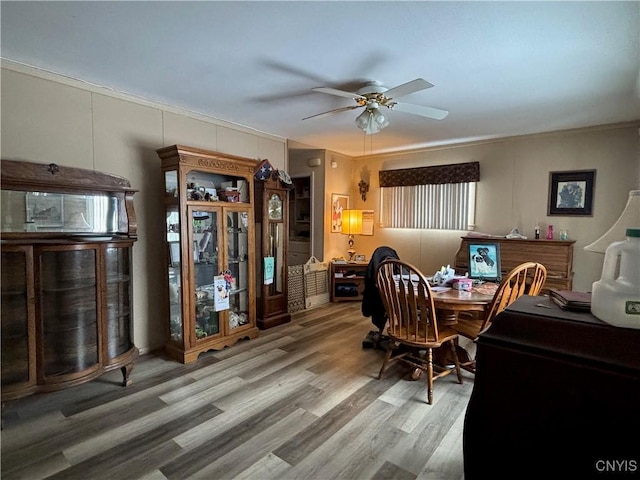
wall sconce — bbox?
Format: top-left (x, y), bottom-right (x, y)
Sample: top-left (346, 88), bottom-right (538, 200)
top-left (358, 179), bottom-right (369, 201)
top-left (341, 209), bottom-right (363, 262)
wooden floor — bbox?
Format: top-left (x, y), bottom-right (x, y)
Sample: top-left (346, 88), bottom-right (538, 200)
top-left (1, 302), bottom-right (475, 480)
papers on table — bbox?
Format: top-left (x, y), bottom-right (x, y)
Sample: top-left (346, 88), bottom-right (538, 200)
top-left (430, 286), bottom-right (452, 293)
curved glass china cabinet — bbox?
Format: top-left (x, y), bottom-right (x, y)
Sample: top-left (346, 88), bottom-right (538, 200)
top-left (0, 159), bottom-right (138, 401)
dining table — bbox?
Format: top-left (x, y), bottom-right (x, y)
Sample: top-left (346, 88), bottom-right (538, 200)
top-left (430, 282), bottom-right (498, 325)
top-left (390, 275), bottom-right (499, 374)
top-left (429, 282), bottom-right (498, 368)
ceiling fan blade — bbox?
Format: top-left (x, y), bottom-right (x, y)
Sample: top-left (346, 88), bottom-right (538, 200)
top-left (311, 87), bottom-right (366, 101)
top-left (302, 105), bottom-right (361, 121)
top-left (383, 78), bottom-right (434, 100)
top-left (391, 101), bottom-right (449, 120)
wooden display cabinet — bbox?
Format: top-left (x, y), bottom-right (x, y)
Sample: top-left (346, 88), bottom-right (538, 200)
top-left (1, 159), bottom-right (138, 401)
top-left (156, 145), bottom-right (259, 364)
top-left (254, 176), bottom-right (291, 329)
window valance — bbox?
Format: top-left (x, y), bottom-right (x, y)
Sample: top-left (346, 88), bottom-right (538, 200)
top-left (379, 161), bottom-right (480, 187)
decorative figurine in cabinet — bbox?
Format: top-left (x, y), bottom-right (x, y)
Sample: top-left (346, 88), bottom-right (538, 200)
top-left (156, 145), bottom-right (259, 364)
top-left (0, 159), bottom-right (138, 401)
top-left (254, 176), bottom-right (291, 329)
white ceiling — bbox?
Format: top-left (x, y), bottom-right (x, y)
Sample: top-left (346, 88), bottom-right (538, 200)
top-left (2, 1), bottom-right (639, 157)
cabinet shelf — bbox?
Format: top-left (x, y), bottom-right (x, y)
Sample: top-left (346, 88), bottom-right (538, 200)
top-left (1, 289), bottom-right (27, 296)
top-left (228, 258), bottom-right (247, 264)
top-left (40, 284), bottom-right (97, 294)
top-left (106, 274), bottom-right (131, 283)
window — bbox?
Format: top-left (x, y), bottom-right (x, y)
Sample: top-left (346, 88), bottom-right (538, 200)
top-left (379, 162), bottom-right (479, 230)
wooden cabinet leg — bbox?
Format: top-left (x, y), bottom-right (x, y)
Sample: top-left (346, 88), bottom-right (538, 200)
top-left (121, 363), bottom-right (134, 387)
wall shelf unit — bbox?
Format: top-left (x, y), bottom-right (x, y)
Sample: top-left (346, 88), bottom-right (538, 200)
top-left (288, 176), bottom-right (311, 265)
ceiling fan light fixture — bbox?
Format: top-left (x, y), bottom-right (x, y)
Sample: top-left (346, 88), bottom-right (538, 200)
top-left (355, 109), bottom-right (372, 128)
top-left (355, 107), bottom-right (389, 135)
top-left (307, 77), bottom-right (447, 134)
top-left (371, 107), bottom-right (390, 128)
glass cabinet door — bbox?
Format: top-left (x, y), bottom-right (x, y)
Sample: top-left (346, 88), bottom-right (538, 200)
top-left (191, 208), bottom-right (220, 341)
top-left (1, 247), bottom-right (32, 388)
top-left (104, 245), bottom-right (132, 359)
top-left (227, 210), bottom-right (250, 331)
top-left (39, 248), bottom-right (99, 377)
top-left (166, 204), bottom-right (182, 344)
top-left (267, 221), bottom-right (285, 296)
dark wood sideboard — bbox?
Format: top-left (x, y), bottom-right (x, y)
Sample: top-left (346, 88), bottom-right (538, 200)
top-left (463, 295), bottom-right (640, 479)
top-left (454, 236), bottom-right (575, 294)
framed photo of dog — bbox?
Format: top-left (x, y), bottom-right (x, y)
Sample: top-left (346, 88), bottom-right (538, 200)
top-left (468, 242), bottom-right (502, 282)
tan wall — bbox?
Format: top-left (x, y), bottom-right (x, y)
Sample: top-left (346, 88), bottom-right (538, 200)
top-left (339, 125), bottom-right (640, 292)
top-left (1, 65), bottom-right (287, 354)
top-left (3, 62), bottom-right (638, 355)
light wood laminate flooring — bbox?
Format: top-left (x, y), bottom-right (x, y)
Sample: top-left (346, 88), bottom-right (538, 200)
top-left (1, 302), bottom-right (475, 480)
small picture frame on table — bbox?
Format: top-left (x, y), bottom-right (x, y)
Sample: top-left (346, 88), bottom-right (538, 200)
top-left (548, 170), bottom-right (596, 216)
top-left (354, 254), bottom-right (366, 263)
top-left (468, 242), bottom-right (502, 283)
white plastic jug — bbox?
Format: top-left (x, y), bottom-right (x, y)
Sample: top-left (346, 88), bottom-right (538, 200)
top-left (591, 228), bottom-right (640, 329)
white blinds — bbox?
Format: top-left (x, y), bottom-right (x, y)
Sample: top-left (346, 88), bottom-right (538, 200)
top-left (380, 182), bottom-right (476, 230)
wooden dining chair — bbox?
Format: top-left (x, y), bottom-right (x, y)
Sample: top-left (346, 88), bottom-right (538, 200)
top-left (376, 259), bottom-right (463, 405)
top-left (452, 261), bottom-right (547, 373)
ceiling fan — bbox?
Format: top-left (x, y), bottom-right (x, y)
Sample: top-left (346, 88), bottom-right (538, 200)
top-left (303, 78), bottom-right (448, 134)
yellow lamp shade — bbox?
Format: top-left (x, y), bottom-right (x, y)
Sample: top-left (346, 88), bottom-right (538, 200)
top-left (341, 209), bottom-right (363, 235)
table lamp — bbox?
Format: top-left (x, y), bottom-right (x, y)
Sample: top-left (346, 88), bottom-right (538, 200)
top-left (341, 209), bottom-right (363, 262)
top-left (584, 190), bottom-right (640, 253)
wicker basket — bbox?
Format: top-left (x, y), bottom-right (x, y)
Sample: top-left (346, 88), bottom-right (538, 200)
top-left (287, 264), bottom-right (305, 313)
top-left (303, 256), bottom-right (330, 309)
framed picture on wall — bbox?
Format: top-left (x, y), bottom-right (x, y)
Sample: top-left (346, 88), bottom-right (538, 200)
top-left (548, 170), bottom-right (596, 216)
top-left (331, 193), bottom-right (349, 233)
top-left (361, 210), bottom-right (374, 235)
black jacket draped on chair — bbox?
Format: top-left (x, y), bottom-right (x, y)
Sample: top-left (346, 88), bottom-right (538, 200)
top-left (361, 246), bottom-right (400, 330)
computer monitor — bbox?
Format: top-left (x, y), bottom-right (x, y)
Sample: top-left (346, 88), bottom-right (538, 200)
top-left (468, 242), bottom-right (502, 283)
